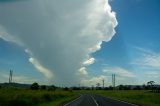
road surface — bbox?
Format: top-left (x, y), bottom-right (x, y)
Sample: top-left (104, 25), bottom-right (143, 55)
top-left (64, 94), bottom-right (138, 106)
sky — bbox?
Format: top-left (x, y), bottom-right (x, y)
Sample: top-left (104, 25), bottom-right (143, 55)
top-left (0, 0), bottom-right (160, 87)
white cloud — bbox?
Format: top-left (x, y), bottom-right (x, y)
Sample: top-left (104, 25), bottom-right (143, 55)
top-left (127, 47), bottom-right (160, 84)
top-left (103, 67), bottom-right (136, 78)
top-left (78, 67), bottom-right (88, 75)
top-left (132, 47), bottom-right (160, 70)
top-left (29, 57), bottom-right (53, 79)
top-left (88, 42), bottom-right (102, 52)
top-left (83, 58), bottom-right (95, 66)
top-left (145, 71), bottom-right (160, 78)
top-left (0, 26), bottom-right (22, 45)
top-left (0, 0), bottom-right (117, 85)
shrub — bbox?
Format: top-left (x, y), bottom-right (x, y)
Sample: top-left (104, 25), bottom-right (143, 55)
top-left (30, 82), bottom-right (39, 90)
top-left (42, 93), bottom-right (52, 101)
top-left (64, 87), bottom-right (69, 91)
top-left (72, 87), bottom-right (81, 90)
top-left (48, 85), bottom-right (56, 91)
top-left (41, 85), bottom-right (47, 90)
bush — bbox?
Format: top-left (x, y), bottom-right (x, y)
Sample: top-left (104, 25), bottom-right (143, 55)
top-left (41, 85), bottom-right (47, 90)
top-left (64, 87), bottom-right (69, 91)
top-left (48, 85), bottom-right (56, 91)
top-left (30, 82), bottom-right (39, 90)
top-left (42, 93), bottom-right (52, 101)
top-left (118, 85), bottom-right (131, 90)
top-left (72, 87), bottom-right (81, 90)
top-left (133, 86), bottom-right (141, 90)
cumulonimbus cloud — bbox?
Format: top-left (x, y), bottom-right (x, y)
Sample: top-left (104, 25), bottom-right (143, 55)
top-left (0, 0), bottom-right (117, 86)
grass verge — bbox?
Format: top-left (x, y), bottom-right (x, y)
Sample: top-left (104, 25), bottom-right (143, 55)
top-left (0, 88), bottom-right (77, 106)
top-left (91, 90), bottom-right (160, 106)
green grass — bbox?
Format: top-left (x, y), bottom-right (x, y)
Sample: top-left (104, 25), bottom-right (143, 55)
top-left (90, 90), bottom-right (160, 106)
top-left (38, 95), bottom-right (78, 106)
top-left (0, 88), bottom-right (77, 106)
top-left (1, 88), bottom-right (159, 106)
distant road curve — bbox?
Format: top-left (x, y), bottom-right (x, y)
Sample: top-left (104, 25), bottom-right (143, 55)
top-left (64, 94), bottom-right (139, 106)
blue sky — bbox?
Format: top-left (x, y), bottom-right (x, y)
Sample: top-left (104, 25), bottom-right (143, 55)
top-left (0, 0), bottom-right (160, 86)
top-left (0, 38), bottom-right (45, 84)
top-left (87, 0), bottom-right (160, 85)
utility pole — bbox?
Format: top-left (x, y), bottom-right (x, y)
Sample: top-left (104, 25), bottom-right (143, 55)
top-left (9, 70), bottom-right (13, 83)
top-left (112, 74), bottom-right (113, 88)
top-left (112, 74), bottom-right (116, 89)
top-left (102, 79), bottom-right (104, 89)
top-left (114, 74), bottom-right (116, 89)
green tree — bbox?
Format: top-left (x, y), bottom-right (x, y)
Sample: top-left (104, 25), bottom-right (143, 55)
top-left (147, 81), bottom-right (155, 90)
top-left (30, 82), bottom-right (39, 90)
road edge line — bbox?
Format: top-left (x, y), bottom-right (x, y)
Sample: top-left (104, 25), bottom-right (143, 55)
top-left (90, 95), bottom-right (99, 106)
top-left (63, 95), bottom-right (82, 106)
top-left (103, 96), bottom-right (139, 106)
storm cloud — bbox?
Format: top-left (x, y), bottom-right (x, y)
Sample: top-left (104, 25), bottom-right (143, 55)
top-left (0, 0), bottom-right (117, 86)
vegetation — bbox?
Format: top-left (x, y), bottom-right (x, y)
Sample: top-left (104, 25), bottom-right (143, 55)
top-left (0, 81), bottom-right (160, 106)
top-left (0, 88), bottom-right (77, 106)
top-left (40, 85), bottom-right (47, 90)
top-left (48, 85), bottom-right (57, 91)
top-left (30, 82), bottom-right (39, 90)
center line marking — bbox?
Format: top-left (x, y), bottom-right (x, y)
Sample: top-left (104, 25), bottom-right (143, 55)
top-left (90, 95), bottom-right (99, 106)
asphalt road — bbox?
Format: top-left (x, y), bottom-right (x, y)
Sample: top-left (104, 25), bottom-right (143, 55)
top-left (64, 94), bottom-right (138, 106)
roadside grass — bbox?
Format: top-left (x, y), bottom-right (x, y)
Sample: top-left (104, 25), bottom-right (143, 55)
top-left (0, 88), bottom-right (77, 106)
top-left (1, 88), bottom-right (160, 106)
top-left (37, 95), bottom-right (78, 106)
top-left (90, 90), bottom-right (160, 106)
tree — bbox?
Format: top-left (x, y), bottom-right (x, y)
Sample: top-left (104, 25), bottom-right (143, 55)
top-left (147, 81), bottom-right (155, 90)
top-left (108, 86), bottom-right (113, 90)
top-left (96, 83), bottom-right (101, 90)
top-left (30, 82), bottom-right (39, 90)
top-left (119, 85), bottom-right (124, 90)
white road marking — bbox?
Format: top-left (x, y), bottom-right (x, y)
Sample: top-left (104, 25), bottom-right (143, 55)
top-left (103, 96), bottom-right (139, 106)
top-left (90, 95), bottom-right (99, 106)
top-left (63, 95), bottom-right (82, 106)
